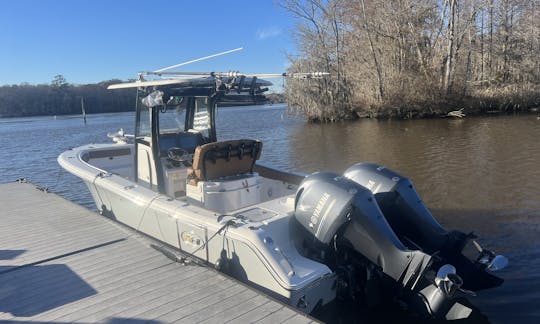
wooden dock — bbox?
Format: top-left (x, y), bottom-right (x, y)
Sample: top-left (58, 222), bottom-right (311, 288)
top-left (0, 181), bottom-right (314, 323)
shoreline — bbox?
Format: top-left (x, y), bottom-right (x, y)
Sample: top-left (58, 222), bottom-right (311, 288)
top-left (1, 103), bottom-right (537, 120)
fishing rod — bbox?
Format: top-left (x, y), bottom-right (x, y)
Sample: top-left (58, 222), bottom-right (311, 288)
top-left (107, 71), bottom-right (329, 90)
top-left (146, 71), bottom-right (329, 79)
top-left (108, 47), bottom-right (329, 90)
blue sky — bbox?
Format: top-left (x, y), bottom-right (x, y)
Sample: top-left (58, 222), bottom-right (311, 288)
top-left (1, 0), bottom-right (296, 87)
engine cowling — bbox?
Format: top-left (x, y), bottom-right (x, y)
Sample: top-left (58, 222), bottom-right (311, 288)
top-left (343, 162), bottom-right (506, 291)
top-left (292, 168), bottom-right (507, 319)
top-left (343, 162), bottom-right (451, 253)
top-left (294, 172), bottom-right (432, 288)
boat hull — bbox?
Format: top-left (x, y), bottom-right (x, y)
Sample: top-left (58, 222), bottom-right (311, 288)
top-left (58, 143), bottom-right (337, 313)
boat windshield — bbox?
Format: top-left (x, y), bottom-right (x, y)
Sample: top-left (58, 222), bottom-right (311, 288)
top-left (157, 97), bottom-right (211, 137)
top-left (136, 107), bottom-right (151, 138)
top-left (159, 106), bottom-right (187, 134)
top-left (191, 97), bottom-right (211, 138)
top-left (155, 96), bottom-right (214, 154)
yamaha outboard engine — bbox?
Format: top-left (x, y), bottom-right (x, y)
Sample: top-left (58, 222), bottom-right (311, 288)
top-left (343, 163), bottom-right (507, 291)
top-left (293, 172), bottom-right (471, 318)
top-left (343, 163), bottom-right (456, 253)
top-left (294, 172), bottom-right (432, 285)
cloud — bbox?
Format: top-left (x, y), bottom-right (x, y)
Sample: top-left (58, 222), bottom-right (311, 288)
top-left (256, 27), bottom-right (282, 40)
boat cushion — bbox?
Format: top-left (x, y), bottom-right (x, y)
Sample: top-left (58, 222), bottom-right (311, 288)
top-left (189, 139), bottom-right (262, 182)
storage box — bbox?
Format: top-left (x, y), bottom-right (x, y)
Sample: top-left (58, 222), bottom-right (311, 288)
top-left (163, 165), bottom-right (187, 198)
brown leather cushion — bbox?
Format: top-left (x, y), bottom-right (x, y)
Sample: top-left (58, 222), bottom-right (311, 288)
top-left (191, 139), bottom-right (263, 181)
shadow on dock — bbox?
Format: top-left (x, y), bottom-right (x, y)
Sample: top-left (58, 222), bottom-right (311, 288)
top-left (0, 260), bottom-right (96, 317)
top-left (0, 250), bottom-right (26, 260)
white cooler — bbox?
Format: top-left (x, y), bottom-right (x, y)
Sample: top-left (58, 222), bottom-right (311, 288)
top-left (186, 173), bottom-right (261, 213)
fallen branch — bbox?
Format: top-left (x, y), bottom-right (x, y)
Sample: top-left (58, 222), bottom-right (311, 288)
top-left (447, 108), bottom-right (466, 118)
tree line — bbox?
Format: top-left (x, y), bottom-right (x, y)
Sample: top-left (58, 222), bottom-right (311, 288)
top-left (282, 0), bottom-right (540, 121)
top-left (0, 75), bottom-right (282, 118)
top-left (0, 75), bottom-right (136, 118)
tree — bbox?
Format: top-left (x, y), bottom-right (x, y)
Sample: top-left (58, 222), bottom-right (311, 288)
top-left (51, 74), bottom-right (68, 89)
top-left (281, 0), bottom-right (540, 120)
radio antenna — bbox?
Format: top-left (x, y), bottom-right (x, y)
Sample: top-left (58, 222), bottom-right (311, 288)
top-left (153, 47), bottom-right (243, 73)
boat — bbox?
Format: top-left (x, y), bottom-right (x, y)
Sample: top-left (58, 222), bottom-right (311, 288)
top-left (58, 63), bottom-right (507, 321)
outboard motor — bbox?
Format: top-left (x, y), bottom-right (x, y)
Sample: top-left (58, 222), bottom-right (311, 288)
top-left (294, 172), bottom-right (469, 318)
top-left (294, 172), bottom-right (432, 286)
top-left (343, 163), bottom-right (455, 253)
top-left (343, 163), bottom-right (507, 291)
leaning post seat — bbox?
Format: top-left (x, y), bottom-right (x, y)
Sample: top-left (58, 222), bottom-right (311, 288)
top-left (186, 139), bottom-right (263, 213)
top-left (189, 139), bottom-right (263, 182)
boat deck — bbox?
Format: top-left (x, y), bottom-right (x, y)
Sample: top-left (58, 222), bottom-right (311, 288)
top-left (0, 181), bottom-right (315, 323)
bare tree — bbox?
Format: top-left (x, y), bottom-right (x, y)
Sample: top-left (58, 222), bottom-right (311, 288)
top-left (281, 0), bottom-right (540, 121)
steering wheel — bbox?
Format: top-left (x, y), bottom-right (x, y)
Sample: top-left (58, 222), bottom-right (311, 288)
top-left (167, 147), bottom-right (190, 163)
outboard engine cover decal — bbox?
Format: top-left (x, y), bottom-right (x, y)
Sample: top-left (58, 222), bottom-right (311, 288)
top-left (294, 172), bottom-right (357, 244)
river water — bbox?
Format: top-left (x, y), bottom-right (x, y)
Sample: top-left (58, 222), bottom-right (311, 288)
top-left (1, 105), bottom-right (539, 323)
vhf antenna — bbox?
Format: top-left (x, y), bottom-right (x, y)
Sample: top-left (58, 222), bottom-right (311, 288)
top-left (151, 47), bottom-right (244, 74)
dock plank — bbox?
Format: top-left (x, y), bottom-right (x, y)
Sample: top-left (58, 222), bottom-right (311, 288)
top-left (130, 275), bottom-right (237, 321)
top-left (202, 295), bottom-right (278, 323)
top-left (255, 307), bottom-right (300, 323)
top-left (171, 287), bottom-right (259, 323)
top-left (159, 283), bottom-right (248, 323)
top-left (96, 272), bottom-right (228, 321)
top-left (0, 182), bottom-right (313, 323)
top-left (226, 301), bottom-right (285, 323)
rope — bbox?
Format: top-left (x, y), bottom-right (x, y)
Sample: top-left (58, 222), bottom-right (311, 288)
top-left (49, 166), bottom-right (64, 191)
top-left (92, 173), bottom-right (107, 214)
top-left (190, 219), bottom-right (236, 257)
top-left (152, 219), bottom-right (236, 268)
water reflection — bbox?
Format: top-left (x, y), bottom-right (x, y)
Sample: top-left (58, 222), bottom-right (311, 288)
top-left (287, 116), bottom-right (540, 213)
